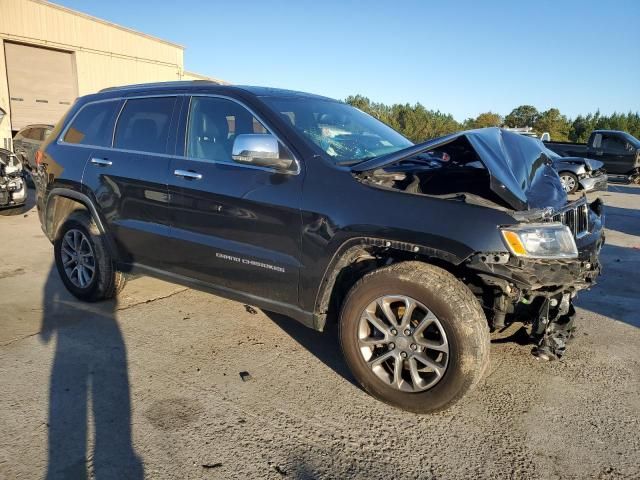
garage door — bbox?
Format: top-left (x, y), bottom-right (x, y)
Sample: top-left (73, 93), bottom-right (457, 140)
top-left (5, 42), bottom-right (78, 130)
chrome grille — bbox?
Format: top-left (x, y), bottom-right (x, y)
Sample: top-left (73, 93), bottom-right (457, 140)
top-left (553, 203), bottom-right (589, 238)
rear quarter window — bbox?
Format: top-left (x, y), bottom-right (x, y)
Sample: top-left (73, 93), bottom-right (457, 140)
top-left (63, 101), bottom-right (120, 146)
top-left (17, 128), bottom-right (33, 140)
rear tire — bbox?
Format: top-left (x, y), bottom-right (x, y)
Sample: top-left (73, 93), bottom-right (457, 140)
top-left (54, 210), bottom-right (126, 302)
top-left (339, 261), bottom-right (489, 413)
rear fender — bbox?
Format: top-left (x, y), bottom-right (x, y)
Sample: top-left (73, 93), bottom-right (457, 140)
top-left (45, 187), bottom-right (119, 259)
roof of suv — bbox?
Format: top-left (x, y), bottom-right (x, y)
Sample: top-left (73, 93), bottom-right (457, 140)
top-left (592, 129), bottom-right (622, 134)
top-left (97, 81), bottom-right (336, 101)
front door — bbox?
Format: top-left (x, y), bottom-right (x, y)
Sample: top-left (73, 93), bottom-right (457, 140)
top-left (167, 95), bottom-right (303, 305)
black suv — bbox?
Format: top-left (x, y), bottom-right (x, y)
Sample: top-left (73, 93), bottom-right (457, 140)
top-left (36, 82), bottom-right (604, 412)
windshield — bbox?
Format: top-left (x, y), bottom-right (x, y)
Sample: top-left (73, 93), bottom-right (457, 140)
top-left (260, 97), bottom-right (413, 164)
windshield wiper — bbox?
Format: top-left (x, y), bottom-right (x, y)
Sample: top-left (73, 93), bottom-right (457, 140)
top-left (336, 156), bottom-right (376, 166)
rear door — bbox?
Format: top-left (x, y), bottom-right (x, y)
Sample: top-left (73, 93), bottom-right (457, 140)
top-left (166, 95), bottom-right (303, 305)
top-left (77, 95), bottom-right (180, 268)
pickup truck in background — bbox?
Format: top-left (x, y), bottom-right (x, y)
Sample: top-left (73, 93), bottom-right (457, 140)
top-left (545, 130), bottom-right (640, 184)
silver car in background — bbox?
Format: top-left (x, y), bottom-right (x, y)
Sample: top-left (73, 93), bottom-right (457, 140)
top-left (545, 147), bottom-right (608, 194)
top-left (12, 124), bottom-right (53, 172)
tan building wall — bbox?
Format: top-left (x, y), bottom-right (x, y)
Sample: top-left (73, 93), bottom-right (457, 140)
top-left (0, 38), bottom-right (11, 149)
top-left (181, 70), bottom-right (228, 84)
top-left (0, 0), bottom-right (193, 146)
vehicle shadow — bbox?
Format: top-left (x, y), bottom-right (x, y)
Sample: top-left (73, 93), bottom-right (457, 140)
top-left (607, 182), bottom-right (640, 196)
top-left (605, 205), bottom-right (640, 237)
top-left (492, 241), bottom-right (640, 334)
top-left (576, 243), bottom-right (640, 328)
top-left (263, 311), bottom-right (359, 388)
top-left (39, 266), bottom-right (143, 479)
top-left (0, 186), bottom-right (36, 216)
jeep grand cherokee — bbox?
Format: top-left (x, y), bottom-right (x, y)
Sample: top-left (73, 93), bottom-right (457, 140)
top-left (36, 82), bottom-right (604, 412)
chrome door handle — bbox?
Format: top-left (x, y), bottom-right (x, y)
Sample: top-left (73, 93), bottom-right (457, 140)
top-left (174, 169), bottom-right (202, 180)
top-left (91, 158), bottom-right (112, 166)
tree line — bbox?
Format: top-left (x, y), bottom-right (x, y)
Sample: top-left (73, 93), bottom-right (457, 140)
top-left (345, 95), bottom-right (640, 143)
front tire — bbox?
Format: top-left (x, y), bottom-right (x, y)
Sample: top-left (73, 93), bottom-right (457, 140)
top-left (559, 172), bottom-right (579, 193)
top-left (339, 261), bottom-right (489, 413)
top-left (54, 210), bottom-right (126, 302)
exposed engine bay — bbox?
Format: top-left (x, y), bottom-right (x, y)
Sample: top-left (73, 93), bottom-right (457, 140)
top-left (352, 129), bottom-right (605, 361)
top-left (356, 136), bottom-right (510, 209)
top-left (0, 148), bottom-right (27, 209)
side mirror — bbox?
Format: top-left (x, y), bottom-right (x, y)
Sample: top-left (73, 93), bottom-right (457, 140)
top-left (231, 134), bottom-right (295, 172)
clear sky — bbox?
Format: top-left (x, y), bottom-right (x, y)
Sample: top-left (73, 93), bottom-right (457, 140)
top-left (56, 0), bottom-right (640, 121)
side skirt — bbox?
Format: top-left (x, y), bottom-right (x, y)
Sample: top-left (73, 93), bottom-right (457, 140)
top-left (124, 263), bottom-right (317, 330)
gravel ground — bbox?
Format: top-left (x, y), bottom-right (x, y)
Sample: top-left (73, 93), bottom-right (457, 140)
top-left (0, 183), bottom-right (638, 479)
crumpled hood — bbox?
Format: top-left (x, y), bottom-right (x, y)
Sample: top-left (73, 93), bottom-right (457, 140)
top-left (582, 157), bottom-right (604, 171)
top-left (351, 127), bottom-right (567, 211)
top-left (553, 156), bottom-right (604, 172)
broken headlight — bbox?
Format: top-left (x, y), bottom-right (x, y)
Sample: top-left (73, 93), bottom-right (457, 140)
top-left (501, 224), bottom-right (578, 259)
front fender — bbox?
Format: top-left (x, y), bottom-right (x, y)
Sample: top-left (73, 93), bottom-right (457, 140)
top-left (310, 235), bottom-right (471, 330)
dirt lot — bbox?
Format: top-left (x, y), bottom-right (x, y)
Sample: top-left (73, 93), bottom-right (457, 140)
top-left (1, 184), bottom-right (638, 479)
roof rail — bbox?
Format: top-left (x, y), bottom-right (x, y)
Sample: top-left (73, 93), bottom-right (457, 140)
top-left (99, 80), bottom-right (222, 93)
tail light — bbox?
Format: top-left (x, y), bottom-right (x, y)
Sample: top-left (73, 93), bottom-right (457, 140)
top-left (35, 150), bottom-right (44, 166)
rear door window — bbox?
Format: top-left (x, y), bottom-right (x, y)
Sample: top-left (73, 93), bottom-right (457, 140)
top-left (63, 101), bottom-right (120, 146)
top-left (592, 133), bottom-right (602, 149)
top-left (114, 97), bottom-right (177, 154)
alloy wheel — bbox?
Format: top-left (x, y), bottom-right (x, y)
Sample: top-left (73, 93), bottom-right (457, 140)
top-left (560, 174), bottom-right (576, 193)
top-left (357, 295), bottom-right (449, 392)
top-left (61, 229), bottom-right (96, 288)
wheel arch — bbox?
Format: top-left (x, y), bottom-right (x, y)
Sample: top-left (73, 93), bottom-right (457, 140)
top-left (45, 188), bottom-right (119, 259)
top-left (558, 170), bottom-right (580, 192)
top-left (312, 237), bottom-right (466, 331)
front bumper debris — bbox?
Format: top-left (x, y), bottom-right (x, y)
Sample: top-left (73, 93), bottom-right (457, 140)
top-left (467, 197), bottom-right (605, 359)
top-left (469, 196), bottom-right (604, 294)
top-left (530, 292), bottom-right (576, 361)
top-left (468, 233), bottom-right (603, 294)
top-left (579, 173), bottom-right (608, 193)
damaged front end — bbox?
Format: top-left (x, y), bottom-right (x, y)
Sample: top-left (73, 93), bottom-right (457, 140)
top-left (467, 196), bottom-right (604, 360)
top-left (353, 128), bottom-right (605, 360)
top-left (0, 148), bottom-right (27, 209)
